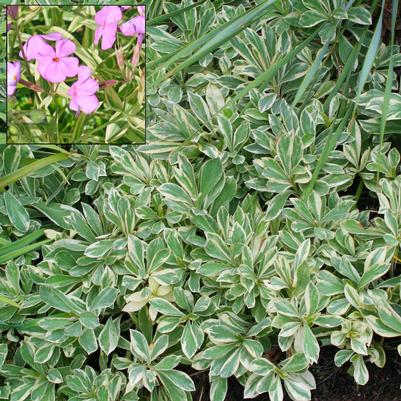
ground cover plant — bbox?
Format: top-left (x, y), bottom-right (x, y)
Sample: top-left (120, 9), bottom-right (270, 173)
top-left (6, 4), bottom-right (145, 144)
top-left (1, 0), bottom-right (401, 401)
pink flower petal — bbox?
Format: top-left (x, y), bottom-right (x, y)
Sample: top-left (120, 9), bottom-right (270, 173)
top-left (69, 97), bottom-right (79, 112)
top-left (68, 66), bottom-right (99, 114)
top-left (94, 27), bottom-right (102, 45)
top-left (7, 61), bottom-right (20, 96)
top-left (78, 66), bottom-right (93, 81)
top-left (20, 35), bottom-right (49, 60)
top-left (39, 60), bottom-right (66, 83)
top-left (78, 94), bottom-right (99, 114)
top-left (56, 39), bottom-right (76, 57)
top-left (37, 56), bottom-right (53, 76)
top-left (101, 24), bottom-right (117, 50)
top-left (95, 6), bottom-right (122, 25)
top-left (8, 84), bottom-right (16, 96)
top-left (7, 61), bottom-right (21, 84)
top-left (67, 84), bottom-right (75, 97)
top-left (135, 16), bottom-right (145, 34)
top-left (36, 44), bottom-right (56, 61)
top-left (59, 57), bottom-right (79, 78)
top-left (120, 21), bottom-right (136, 36)
top-left (120, 15), bottom-right (145, 36)
top-left (137, 6), bottom-right (145, 16)
top-left (77, 78), bottom-right (99, 95)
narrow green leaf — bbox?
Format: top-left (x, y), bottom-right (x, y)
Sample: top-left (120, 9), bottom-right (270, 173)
top-left (152, 0), bottom-right (277, 84)
top-left (379, 0), bottom-right (398, 147)
top-left (292, 40), bottom-right (330, 107)
top-left (0, 294), bottom-right (20, 309)
top-left (355, 0), bottom-right (384, 98)
top-left (147, 1), bottom-right (206, 26)
top-left (0, 153), bottom-right (70, 191)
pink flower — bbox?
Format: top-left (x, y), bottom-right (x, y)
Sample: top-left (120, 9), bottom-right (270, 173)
top-left (120, 15), bottom-right (145, 37)
top-left (120, 10), bottom-right (145, 66)
top-left (94, 6), bottom-right (122, 50)
top-left (36, 39), bottom-right (79, 83)
top-left (68, 66), bottom-right (99, 114)
top-left (7, 61), bottom-right (21, 96)
top-left (20, 32), bottom-right (64, 61)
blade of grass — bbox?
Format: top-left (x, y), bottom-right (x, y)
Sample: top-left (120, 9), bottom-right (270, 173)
top-left (0, 229), bottom-right (46, 258)
top-left (292, 0), bottom-right (358, 108)
top-left (148, 3), bottom-right (256, 70)
top-left (292, 40), bottom-right (330, 107)
top-left (147, 1), bottom-right (207, 26)
top-left (355, 0), bottom-right (384, 98)
top-left (0, 239), bottom-right (51, 265)
top-left (71, 113), bottom-right (86, 143)
top-left (303, 1), bottom-right (383, 198)
top-left (379, 0), bottom-right (399, 147)
top-left (224, 31), bottom-right (319, 112)
top-left (84, 112), bottom-right (125, 137)
top-left (150, 0), bottom-right (277, 80)
top-left (147, 0), bottom-right (164, 20)
top-left (0, 153), bottom-right (70, 191)
top-left (32, 145), bottom-right (71, 155)
top-left (303, 104), bottom-right (355, 199)
top-left (323, 27), bottom-right (368, 111)
top-left (0, 295), bottom-right (20, 309)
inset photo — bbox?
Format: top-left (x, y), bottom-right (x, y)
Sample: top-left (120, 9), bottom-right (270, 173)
top-left (6, 5), bottom-right (145, 144)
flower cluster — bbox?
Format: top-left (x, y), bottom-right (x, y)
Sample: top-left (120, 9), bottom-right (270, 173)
top-left (68, 66), bottom-right (99, 114)
top-left (7, 5), bottom-right (145, 116)
top-left (94, 5), bottom-right (145, 65)
top-left (21, 33), bottom-right (78, 83)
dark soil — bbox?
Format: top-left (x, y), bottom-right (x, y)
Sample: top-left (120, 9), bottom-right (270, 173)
top-left (191, 345), bottom-right (401, 401)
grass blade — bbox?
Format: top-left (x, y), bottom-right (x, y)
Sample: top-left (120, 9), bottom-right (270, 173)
top-left (304, 1), bottom-right (382, 198)
top-left (292, 40), bottom-right (330, 107)
top-left (355, 0), bottom-right (384, 98)
top-left (379, 0), bottom-right (399, 147)
top-left (0, 295), bottom-right (20, 309)
top-left (150, 0), bottom-right (277, 82)
top-left (323, 28), bottom-right (368, 111)
top-left (292, 0), bottom-right (358, 108)
top-left (302, 105), bottom-right (355, 199)
top-left (0, 153), bottom-right (70, 191)
top-left (225, 31), bottom-right (318, 112)
top-left (147, 1), bottom-right (206, 26)
top-left (0, 229), bottom-right (46, 258)
top-left (0, 239), bottom-right (51, 264)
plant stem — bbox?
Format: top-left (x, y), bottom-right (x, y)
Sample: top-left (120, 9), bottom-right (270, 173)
top-left (354, 177), bottom-right (364, 202)
top-left (71, 113), bottom-right (86, 143)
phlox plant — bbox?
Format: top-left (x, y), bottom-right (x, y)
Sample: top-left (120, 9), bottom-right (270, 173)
top-left (6, 5), bottom-right (145, 144)
top-left (1, 2), bottom-right (401, 401)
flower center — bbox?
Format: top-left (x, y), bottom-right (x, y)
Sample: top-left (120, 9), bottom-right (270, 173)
top-left (13, 75), bottom-right (17, 81)
top-left (53, 57), bottom-right (60, 62)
